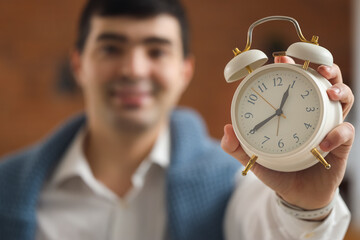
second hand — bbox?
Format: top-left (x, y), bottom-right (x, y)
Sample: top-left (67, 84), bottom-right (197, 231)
top-left (277, 116), bottom-right (280, 136)
top-left (251, 87), bottom-right (286, 119)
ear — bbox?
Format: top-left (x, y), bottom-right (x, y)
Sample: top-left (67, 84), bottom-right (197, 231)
top-left (70, 49), bottom-right (84, 87)
top-left (181, 54), bottom-right (195, 90)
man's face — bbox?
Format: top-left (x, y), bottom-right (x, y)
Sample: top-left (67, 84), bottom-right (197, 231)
top-left (73, 14), bottom-right (193, 132)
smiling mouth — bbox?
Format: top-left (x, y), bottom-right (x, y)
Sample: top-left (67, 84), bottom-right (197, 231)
top-left (109, 88), bottom-right (153, 108)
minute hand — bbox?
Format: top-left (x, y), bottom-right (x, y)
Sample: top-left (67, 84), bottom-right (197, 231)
top-left (279, 85), bottom-right (291, 111)
top-left (250, 112), bottom-right (277, 133)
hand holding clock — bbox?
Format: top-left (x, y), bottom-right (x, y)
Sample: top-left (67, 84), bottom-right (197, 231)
top-left (221, 56), bottom-right (354, 218)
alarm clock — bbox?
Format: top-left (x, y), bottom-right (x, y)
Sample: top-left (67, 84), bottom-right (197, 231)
top-left (224, 16), bottom-right (342, 175)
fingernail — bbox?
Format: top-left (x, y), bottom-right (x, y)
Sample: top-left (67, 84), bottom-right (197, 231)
top-left (330, 86), bottom-right (340, 94)
top-left (321, 66), bottom-right (331, 72)
top-left (320, 140), bottom-right (331, 151)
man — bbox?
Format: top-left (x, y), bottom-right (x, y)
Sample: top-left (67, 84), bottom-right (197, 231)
top-left (0, 0), bottom-right (354, 239)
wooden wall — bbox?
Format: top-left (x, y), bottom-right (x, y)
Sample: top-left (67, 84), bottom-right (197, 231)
top-left (0, 0), bottom-right (86, 154)
top-left (0, 0), bottom-right (357, 238)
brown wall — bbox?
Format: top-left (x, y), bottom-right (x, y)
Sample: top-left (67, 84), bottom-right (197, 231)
top-left (0, 0), bottom-right (86, 154)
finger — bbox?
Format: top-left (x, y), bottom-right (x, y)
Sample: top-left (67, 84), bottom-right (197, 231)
top-left (317, 64), bottom-right (343, 85)
top-left (221, 124), bottom-right (249, 165)
top-left (319, 122), bottom-right (355, 152)
top-left (274, 56), bottom-right (296, 64)
top-left (326, 83), bottom-right (354, 118)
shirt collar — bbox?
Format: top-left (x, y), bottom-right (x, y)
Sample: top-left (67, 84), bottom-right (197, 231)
top-left (48, 125), bottom-right (171, 189)
top-left (149, 126), bottom-right (170, 169)
top-left (49, 127), bottom-right (93, 188)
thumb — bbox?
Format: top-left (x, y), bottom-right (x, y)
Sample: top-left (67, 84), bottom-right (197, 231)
top-left (221, 124), bottom-right (249, 166)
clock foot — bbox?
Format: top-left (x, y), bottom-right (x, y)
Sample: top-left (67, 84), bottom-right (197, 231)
top-left (242, 155), bottom-right (258, 176)
top-left (311, 148), bottom-right (331, 169)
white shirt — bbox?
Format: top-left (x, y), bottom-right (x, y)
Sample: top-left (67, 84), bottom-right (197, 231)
top-left (36, 128), bottom-right (350, 240)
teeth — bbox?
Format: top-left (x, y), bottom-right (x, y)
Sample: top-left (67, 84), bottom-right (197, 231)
top-left (113, 82), bottom-right (152, 90)
top-left (114, 87), bottom-right (151, 95)
top-left (108, 81), bottom-right (154, 98)
top-left (110, 88), bottom-right (151, 97)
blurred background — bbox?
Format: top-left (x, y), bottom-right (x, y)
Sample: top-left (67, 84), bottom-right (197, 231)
top-left (0, 0), bottom-right (359, 238)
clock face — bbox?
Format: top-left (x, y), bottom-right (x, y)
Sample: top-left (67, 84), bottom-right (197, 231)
top-left (233, 65), bottom-right (323, 155)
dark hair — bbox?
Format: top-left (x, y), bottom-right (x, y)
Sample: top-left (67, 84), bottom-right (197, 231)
top-left (75, 0), bottom-right (190, 57)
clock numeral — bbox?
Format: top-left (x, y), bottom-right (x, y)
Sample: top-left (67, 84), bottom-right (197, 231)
top-left (306, 107), bottom-right (316, 112)
top-left (262, 136), bottom-right (270, 144)
top-left (278, 139), bottom-right (284, 148)
top-left (273, 77), bottom-right (283, 87)
top-left (301, 90), bottom-right (310, 99)
top-left (244, 112), bottom-right (253, 118)
top-left (258, 83), bottom-right (268, 93)
top-left (293, 133), bottom-right (300, 143)
top-left (247, 94), bottom-right (258, 105)
top-left (291, 80), bottom-right (296, 89)
top-left (304, 123), bottom-right (312, 129)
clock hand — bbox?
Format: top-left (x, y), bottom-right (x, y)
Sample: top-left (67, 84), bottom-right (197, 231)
top-left (279, 84), bottom-right (291, 111)
top-left (250, 112), bottom-right (277, 134)
top-left (274, 85), bottom-right (290, 136)
top-left (251, 88), bottom-right (286, 119)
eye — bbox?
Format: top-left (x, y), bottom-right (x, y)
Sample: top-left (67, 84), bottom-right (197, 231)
top-left (148, 48), bottom-right (166, 59)
top-left (100, 44), bottom-right (123, 56)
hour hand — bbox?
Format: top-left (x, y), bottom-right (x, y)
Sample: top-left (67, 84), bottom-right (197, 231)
top-left (250, 112), bottom-right (277, 134)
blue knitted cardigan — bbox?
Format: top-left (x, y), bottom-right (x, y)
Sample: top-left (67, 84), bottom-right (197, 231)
top-left (0, 109), bottom-right (240, 240)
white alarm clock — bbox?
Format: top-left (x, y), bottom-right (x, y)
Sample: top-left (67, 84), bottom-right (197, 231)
top-left (224, 16), bottom-right (342, 175)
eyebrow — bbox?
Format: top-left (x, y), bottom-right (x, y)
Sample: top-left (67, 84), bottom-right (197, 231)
top-left (96, 33), bottom-right (172, 46)
top-left (97, 33), bottom-right (127, 42)
top-left (143, 37), bottom-right (172, 46)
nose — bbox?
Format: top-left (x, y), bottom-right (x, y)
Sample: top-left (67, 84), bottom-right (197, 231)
top-left (120, 48), bottom-right (151, 79)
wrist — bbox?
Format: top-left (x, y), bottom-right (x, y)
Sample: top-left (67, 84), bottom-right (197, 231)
top-left (278, 188), bottom-right (337, 210)
top-left (275, 188), bottom-right (338, 221)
